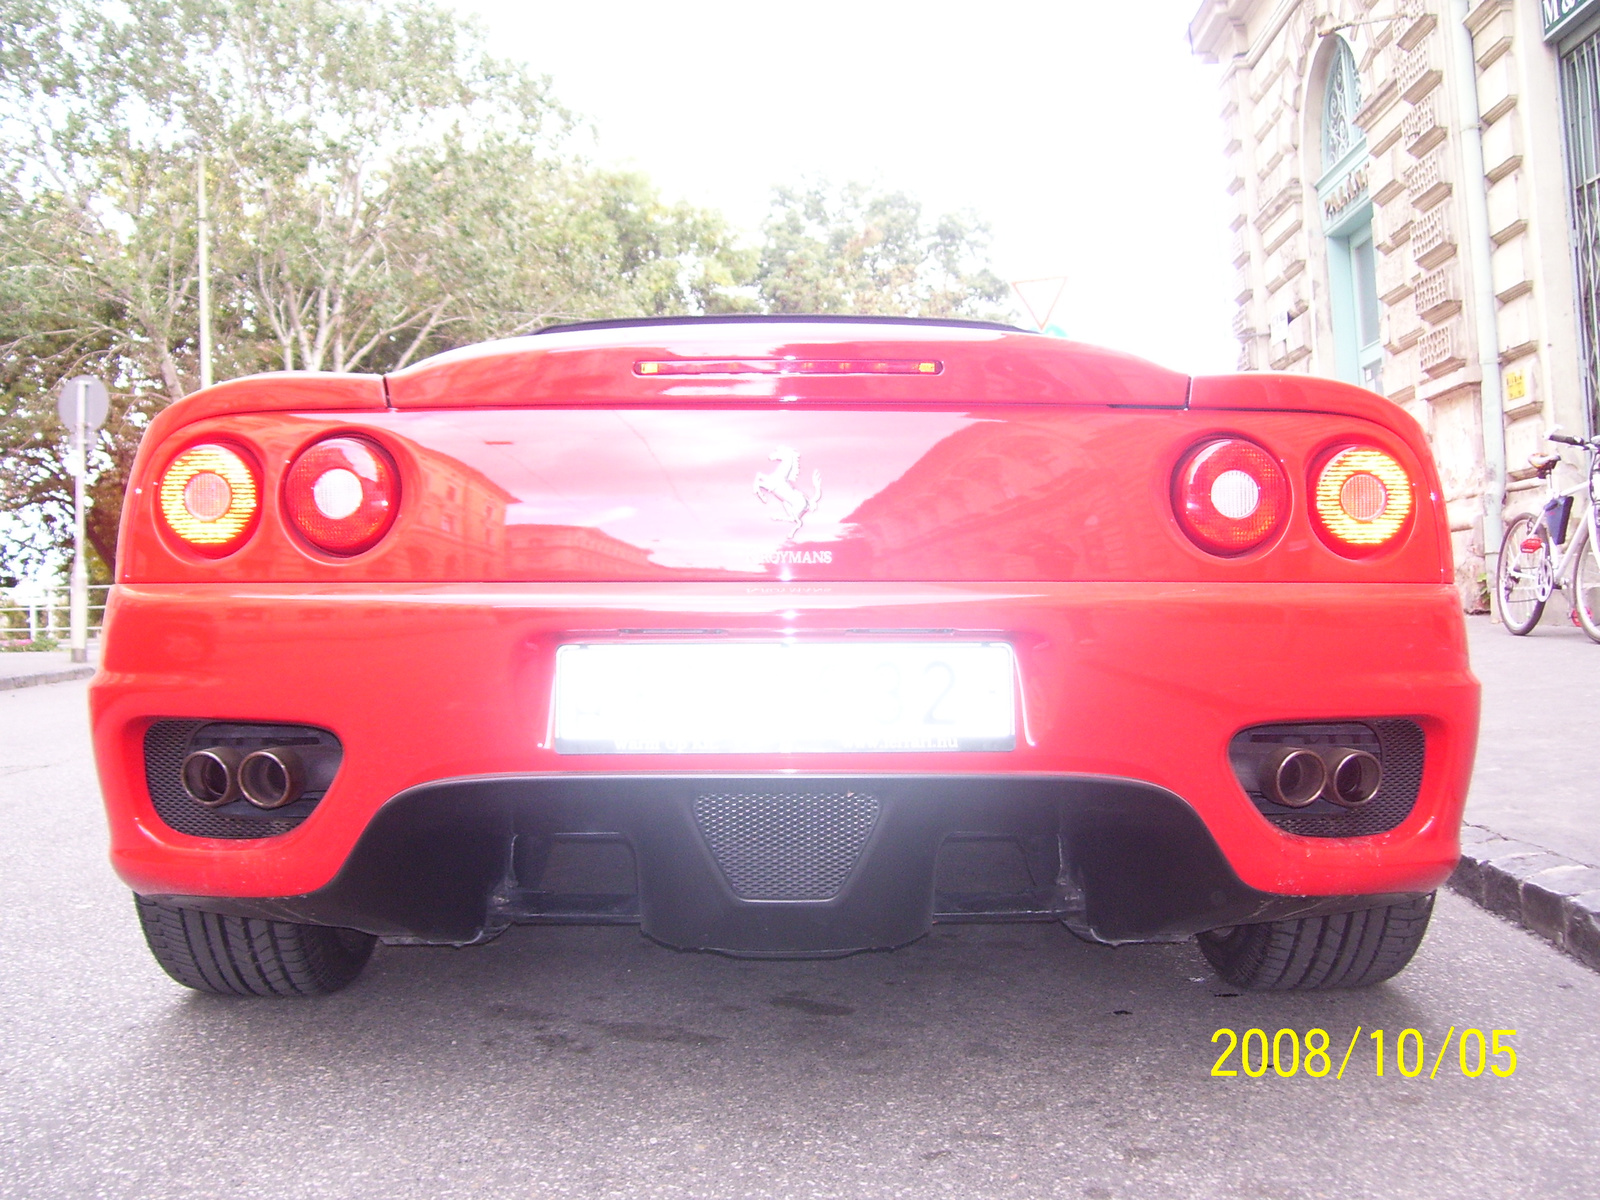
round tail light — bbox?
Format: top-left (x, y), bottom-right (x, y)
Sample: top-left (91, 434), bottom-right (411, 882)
top-left (158, 443), bottom-right (260, 555)
top-left (284, 436), bottom-right (399, 554)
top-left (1313, 447), bottom-right (1413, 553)
top-left (1172, 438), bottom-right (1288, 556)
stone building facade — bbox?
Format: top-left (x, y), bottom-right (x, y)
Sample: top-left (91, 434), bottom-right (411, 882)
top-left (1189, 0), bottom-right (1600, 607)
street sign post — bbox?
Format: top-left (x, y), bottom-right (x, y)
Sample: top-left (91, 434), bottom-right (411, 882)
top-left (56, 375), bottom-right (108, 664)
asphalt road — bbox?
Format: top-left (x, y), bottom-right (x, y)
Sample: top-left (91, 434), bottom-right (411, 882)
top-left (3, 680), bottom-right (1598, 1200)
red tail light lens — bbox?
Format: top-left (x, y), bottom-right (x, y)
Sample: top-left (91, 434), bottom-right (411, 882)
top-left (1312, 447), bottom-right (1413, 553)
top-left (1172, 438), bottom-right (1287, 556)
top-left (159, 443), bottom-right (260, 555)
top-left (284, 436), bottom-right (399, 555)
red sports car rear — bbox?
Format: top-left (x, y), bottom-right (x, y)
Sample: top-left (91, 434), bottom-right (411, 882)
top-left (90, 317), bottom-right (1478, 996)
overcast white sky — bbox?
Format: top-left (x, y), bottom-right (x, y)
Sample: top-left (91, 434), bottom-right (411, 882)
top-left (451, 0), bottom-right (1236, 375)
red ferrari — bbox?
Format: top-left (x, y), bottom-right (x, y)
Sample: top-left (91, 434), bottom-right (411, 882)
top-left (89, 317), bottom-right (1478, 996)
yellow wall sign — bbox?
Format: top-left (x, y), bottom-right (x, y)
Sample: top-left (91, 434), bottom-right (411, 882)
top-left (1505, 369), bottom-right (1528, 402)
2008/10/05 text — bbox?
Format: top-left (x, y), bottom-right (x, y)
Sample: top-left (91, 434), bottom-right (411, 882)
top-left (1210, 1027), bottom-right (1517, 1079)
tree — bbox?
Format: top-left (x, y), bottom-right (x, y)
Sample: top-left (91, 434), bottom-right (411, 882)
top-left (756, 182), bottom-right (1010, 321)
top-left (0, 0), bottom-right (748, 579)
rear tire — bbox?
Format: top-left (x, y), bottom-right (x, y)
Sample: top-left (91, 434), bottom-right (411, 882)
top-left (1496, 513), bottom-right (1547, 635)
top-left (1572, 522), bottom-right (1600, 644)
top-left (135, 895), bottom-right (375, 996)
top-left (1197, 893), bottom-right (1434, 990)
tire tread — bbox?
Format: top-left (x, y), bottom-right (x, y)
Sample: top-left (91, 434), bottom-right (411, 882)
top-left (1198, 893), bottom-right (1434, 990)
top-left (134, 895), bottom-right (374, 996)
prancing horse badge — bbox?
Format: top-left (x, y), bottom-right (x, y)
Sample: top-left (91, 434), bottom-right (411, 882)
top-left (754, 448), bottom-right (822, 537)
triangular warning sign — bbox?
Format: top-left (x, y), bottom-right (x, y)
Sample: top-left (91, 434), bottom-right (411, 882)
top-left (1010, 276), bottom-right (1068, 332)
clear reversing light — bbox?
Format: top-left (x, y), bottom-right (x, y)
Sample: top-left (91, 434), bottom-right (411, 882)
top-left (1313, 447), bottom-right (1413, 552)
top-left (283, 436), bottom-right (399, 555)
top-left (1172, 438), bottom-right (1288, 556)
top-left (159, 443), bottom-right (260, 555)
top-left (635, 358), bottom-right (941, 376)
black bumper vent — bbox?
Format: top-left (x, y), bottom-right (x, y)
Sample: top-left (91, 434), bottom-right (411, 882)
top-left (693, 791), bottom-right (880, 900)
top-left (143, 720), bottom-right (339, 840)
top-left (1229, 719), bottom-right (1425, 838)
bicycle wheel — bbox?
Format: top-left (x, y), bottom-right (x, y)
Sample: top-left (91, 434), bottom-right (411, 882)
top-left (1573, 521), bottom-right (1600, 644)
top-left (1496, 513), bottom-right (1547, 635)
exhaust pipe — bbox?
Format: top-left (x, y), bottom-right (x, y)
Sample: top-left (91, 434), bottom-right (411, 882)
top-left (1322, 748), bottom-right (1382, 807)
top-left (180, 747), bottom-right (241, 807)
top-left (238, 748), bottom-right (306, 809)
top-left (1260, 746), bottom-right (1327, 808)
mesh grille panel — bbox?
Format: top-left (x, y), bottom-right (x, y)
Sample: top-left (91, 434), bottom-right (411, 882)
top-left (143, 720), bottom-right (328, 840)
top-left (693, 791), bottom-right (880, 900)
top-left (1229, 719), bottom-right (1425, 838)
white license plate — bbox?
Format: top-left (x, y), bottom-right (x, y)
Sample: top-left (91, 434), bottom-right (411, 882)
top-left (554, 642), bottom-right (1016, 754)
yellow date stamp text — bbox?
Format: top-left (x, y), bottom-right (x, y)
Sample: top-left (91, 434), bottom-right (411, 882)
top-left (1210, 1026), bottom-right (1517, 1079)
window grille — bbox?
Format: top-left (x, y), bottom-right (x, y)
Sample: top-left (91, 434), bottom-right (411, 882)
top-left (1323, 38), bottom-right (1363, 171)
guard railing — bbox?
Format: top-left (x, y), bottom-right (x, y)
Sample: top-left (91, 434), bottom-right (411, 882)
top-left (0, 585), bottom-right (111, 648)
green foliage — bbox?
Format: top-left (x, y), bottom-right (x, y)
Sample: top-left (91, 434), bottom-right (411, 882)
top-left (0, 0), bottom-right (749, 576)
top-left (756, 182), bottom-right (1010, 320)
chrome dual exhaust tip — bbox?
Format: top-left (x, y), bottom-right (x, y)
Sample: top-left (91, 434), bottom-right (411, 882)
top-left (1261, 747), bottom-right (1327, 808)
top-left (237, 748), bottom-right (305, 809)
top-left (180, 746), bottom-right (305, 809)
top-left (1323, 748), bottom-right (1382, 808)
top-left (180, 748), bottom-right (242, 807)
top-left (1260, 746), bottom-right (1382, 809)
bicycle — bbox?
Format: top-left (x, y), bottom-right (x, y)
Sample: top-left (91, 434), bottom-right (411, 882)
top-left (1496, 428), bottom-right (1600, 642)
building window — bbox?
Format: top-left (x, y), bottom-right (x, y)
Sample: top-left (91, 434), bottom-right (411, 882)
top-left (1322, 38), bottom-right (1363, 172)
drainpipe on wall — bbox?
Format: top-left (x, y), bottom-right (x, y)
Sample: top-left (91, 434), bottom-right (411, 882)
top-left (1447, 0), bottom-right (1507, 616)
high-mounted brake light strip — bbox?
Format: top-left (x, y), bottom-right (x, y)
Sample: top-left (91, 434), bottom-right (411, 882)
top-left (635, 358), bottom-right (941, 377)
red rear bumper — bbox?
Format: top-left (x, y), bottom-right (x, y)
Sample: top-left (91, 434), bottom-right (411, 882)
top-left (91, 580), bottom-right (1476, 913)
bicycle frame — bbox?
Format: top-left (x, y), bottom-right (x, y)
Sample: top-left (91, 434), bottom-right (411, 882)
top-left (1501, 432), bottom-right (1600, 644)
top-left (1531, 474), bottom-right (1599, 604)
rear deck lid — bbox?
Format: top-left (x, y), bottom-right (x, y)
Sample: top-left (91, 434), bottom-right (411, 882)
top-left (383, 319), bottom-right (1192, 410)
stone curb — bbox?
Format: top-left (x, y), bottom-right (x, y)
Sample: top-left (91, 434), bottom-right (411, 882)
top-left (1449, 823), bottom-right (1600, 974)
top-left (0, 666), bottom-right (95, 691)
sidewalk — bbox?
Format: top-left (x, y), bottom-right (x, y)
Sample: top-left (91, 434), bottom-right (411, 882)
top-left (0, 645), bottom-right (98, 690)
top-left (1455, 612), bottom-right (1600, 971)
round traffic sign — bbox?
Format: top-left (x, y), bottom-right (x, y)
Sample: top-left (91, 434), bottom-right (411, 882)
top-left (57, 375), bottom-right (110, 434)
